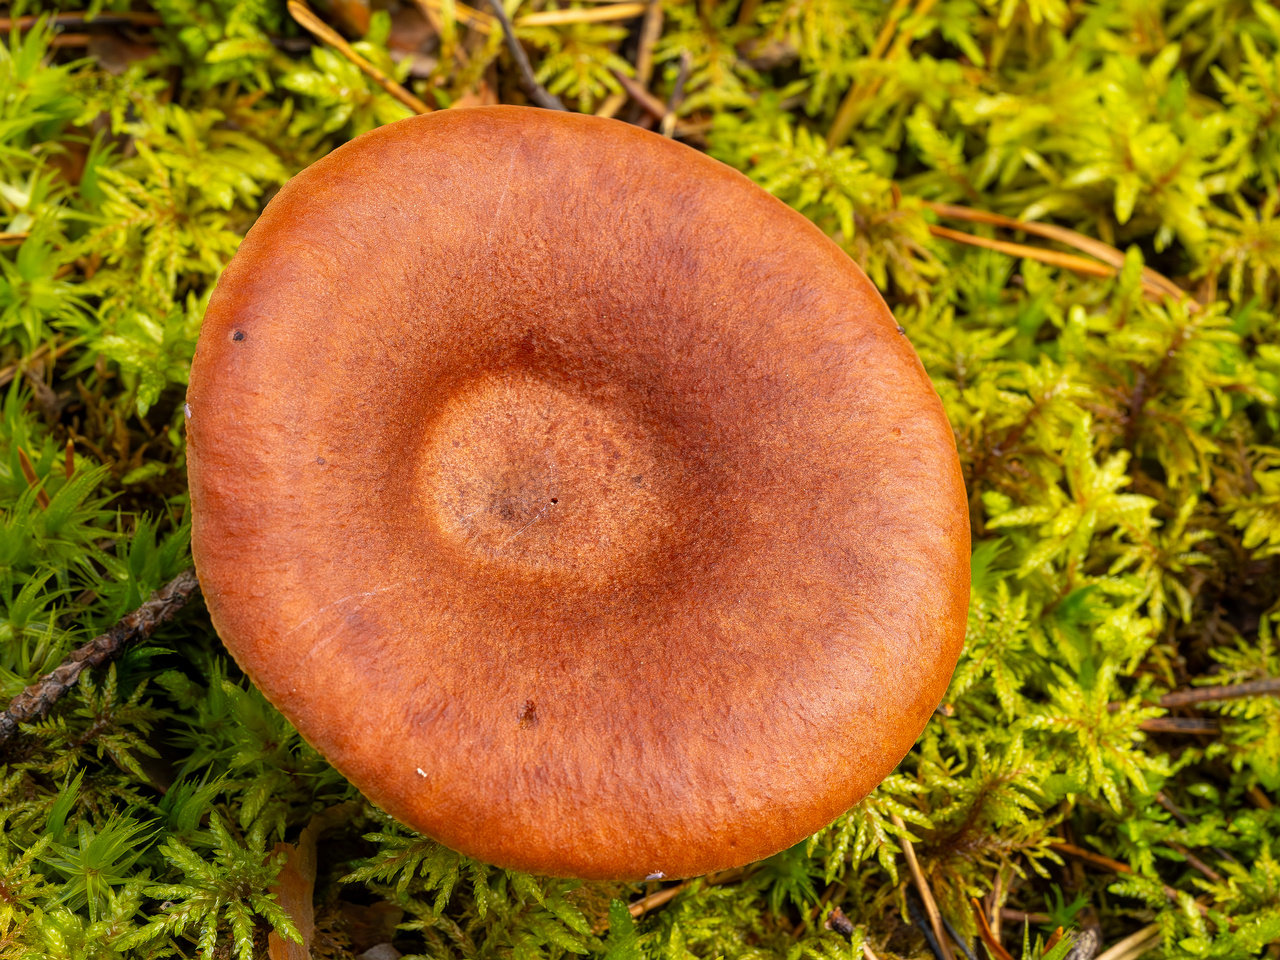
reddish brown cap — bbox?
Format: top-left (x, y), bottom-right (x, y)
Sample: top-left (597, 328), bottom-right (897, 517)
top-left (186, 106), bottom-right (969, 880)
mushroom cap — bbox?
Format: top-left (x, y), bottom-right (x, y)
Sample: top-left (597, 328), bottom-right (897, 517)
top-left (186, 106), bottom-right (969, 881)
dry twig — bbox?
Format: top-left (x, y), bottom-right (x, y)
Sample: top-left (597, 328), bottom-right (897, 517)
top-left (892, 814), bottom-right (955, 960)
top-left (628, 868), bottom-right (746, 918)
top-left (660, 50), bottom-right (692, 138)
top-left (0, 570), bottom-right (202, 747)
top-left (0, 11), bottom-right (162, 31)
top-left (487, 0), bottom-right (566, 109)
top-left (635, 0), bottom-right (663, 85)
top-left (1139, 717), bottom-right (1220, 734)
top-left (1159, 677), bottom-right (1280, 707)
top-left (1167, 842), bottom-right (1224, 884)
top-left (612, 70), bottom-right (666, 118)
top-left (1050, 843), bottom-right (1206, 916)
top-left (287, 0), bottom-right (431, 114)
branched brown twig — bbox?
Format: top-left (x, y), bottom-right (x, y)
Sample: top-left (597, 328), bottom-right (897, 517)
top-left (487, 0), bottom-right (566, 110)
top-left (0, 569), bottom-right (201, 747)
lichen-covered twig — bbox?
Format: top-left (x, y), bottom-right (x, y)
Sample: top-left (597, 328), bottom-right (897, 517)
top-left (487, 0), bottom-right (566, 110)
top-left (287, 0), bottom-right (431, 115)
top-left (0, 569), bottom-right (201, 746)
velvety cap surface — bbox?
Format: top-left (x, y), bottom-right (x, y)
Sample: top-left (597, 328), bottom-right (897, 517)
top-left (186, 106), bottom-right (970, 880)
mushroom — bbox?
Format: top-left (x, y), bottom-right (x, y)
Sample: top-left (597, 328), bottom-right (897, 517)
top-left (186, 106), bottom-right (969, 880)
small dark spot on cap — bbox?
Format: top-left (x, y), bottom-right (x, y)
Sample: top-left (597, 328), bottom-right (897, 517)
top-left (316, 457), bottom-right (326, 465)
top-left (231, 330), bottom-right (246, 342)
top-left (518, 699), bottom-right (538, 729)
top-left (550, 498), bottom-right (558, 504)
top-left (632, 475), bottom-right (643, 485)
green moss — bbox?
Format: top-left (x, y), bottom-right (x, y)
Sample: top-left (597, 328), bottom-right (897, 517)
top-left (1, 0), bottom-right (1279, 957)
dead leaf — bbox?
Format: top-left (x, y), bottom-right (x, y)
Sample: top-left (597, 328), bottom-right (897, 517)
top-left (268, 803), bottom-right (360, 960)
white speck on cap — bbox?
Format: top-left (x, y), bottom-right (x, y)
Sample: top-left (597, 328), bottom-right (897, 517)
top-left (184, 403), bottom-right (192, 419)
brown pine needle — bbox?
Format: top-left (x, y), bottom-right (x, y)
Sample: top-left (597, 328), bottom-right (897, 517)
top-left (64, 439), bottom-right (75, 480)
top-left (287, 0), bottom-right (431, 115)
top-left (929, 224), bottom-right (1118, 279)
top-left (0, 232), bottom-right (27, 245)
top-left (0, 570), bottom-right (202, 746)
top-left (891, 814), bottom-right (955, 960)
top-left (922, 201), bottom-right (1189, 302)
top-left (517, 3), bottom-right (646, 26)
top-left (927, 223), bottom-right (1188, 305)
